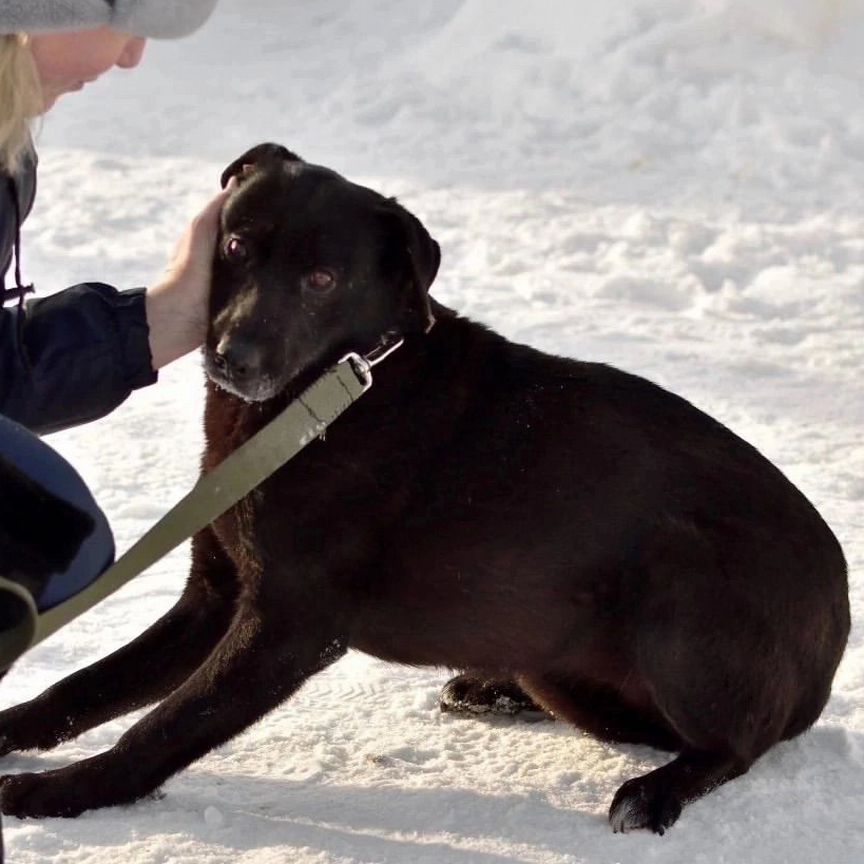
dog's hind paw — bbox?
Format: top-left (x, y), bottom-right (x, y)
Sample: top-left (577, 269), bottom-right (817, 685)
top-left (440, 675), bottom-right (545, 717)
top-left (608, 776), bottom-right (682, 835)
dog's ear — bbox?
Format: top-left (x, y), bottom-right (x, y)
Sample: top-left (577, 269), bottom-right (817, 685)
top-left (386, 201), bottom-right (441, 334)
top-left (220, 143), bottom-right (303, 189)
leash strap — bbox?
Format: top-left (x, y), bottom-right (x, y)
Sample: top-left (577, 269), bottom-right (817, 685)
top-left (29, 353), bottom-right (373, 648)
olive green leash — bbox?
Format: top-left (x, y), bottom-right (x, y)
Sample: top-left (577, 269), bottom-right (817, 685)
top-left (0, 346), bottom-right (390, 669)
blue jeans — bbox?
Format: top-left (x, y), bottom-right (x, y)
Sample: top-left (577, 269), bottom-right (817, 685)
top-left (0, 412), bottom-right (114, 613)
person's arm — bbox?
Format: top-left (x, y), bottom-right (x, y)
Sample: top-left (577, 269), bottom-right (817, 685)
top-left (0, 283), bottom-right (156, 434)
top-left (0, 186), bottom-right (230, 435)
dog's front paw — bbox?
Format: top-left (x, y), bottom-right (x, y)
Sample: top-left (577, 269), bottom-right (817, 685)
top-left (0, 703), bottom-right (64, 757)
top-left (0, 753), bottom-right (133, 818)
top-left (0, 770), bottom-right (86, 818)
top-left (608, 775), bottom-right (682, 835)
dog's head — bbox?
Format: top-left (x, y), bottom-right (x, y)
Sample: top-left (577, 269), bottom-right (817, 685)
top-left (205, 143), bottom-right (441, 402)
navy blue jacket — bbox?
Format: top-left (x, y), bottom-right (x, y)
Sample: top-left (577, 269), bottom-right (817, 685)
top-left (1, 152), bottom-right (157, 434)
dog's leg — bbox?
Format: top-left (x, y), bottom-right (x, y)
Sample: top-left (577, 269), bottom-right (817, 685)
top-left (605, 647), bottom-right (771, 834)
top-left (608, 747), bottom-right (749, 835)
top-left (0, 589), bottom-right (347, 818)
top-left (518, 674), bottom-right (682, 751)
top-left (0, 529), bottom-right (237, 756)
top-left (440, 673), bottom-right (544, 716)
top-left (604, 523), bottom-right (798, 834)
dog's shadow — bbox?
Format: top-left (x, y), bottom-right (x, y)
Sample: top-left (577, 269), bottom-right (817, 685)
top-left (179, 777), bottom-right (595, 863)
top-left (3, 724), bottom-right (862, 863)
top-left (23, 774), bottom-right (607, 864)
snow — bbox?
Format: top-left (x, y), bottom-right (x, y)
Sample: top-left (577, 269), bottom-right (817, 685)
top-left (2, 0), bottom-right (863, 861)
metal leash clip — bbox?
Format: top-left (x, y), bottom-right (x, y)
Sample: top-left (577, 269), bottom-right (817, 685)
top-left (339, 332), bottom-right (405, 391)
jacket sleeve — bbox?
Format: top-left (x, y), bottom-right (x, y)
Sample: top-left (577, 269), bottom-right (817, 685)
top-left (0, 283), bottom-right (158, 435)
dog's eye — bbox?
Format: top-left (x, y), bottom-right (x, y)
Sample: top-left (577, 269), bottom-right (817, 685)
top-left (225, 237), bottom-right (248, 261)
top-left (304, 268), bottom-right (337, 292)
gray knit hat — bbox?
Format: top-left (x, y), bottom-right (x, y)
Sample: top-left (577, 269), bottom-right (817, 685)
top-left (0, 0), bottom-right (218, 39)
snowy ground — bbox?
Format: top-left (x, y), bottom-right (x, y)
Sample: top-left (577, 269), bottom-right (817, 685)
top-left (2, 1), bottom-right (863, 861)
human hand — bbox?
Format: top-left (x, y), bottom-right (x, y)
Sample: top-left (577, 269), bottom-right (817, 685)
top-left (145, 183), bottom-right (233, 369)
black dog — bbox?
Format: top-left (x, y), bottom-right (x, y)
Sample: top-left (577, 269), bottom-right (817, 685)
top-left (0, 144), bottom-right (849, 835)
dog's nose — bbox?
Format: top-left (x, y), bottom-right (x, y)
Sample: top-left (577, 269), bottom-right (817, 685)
top-left (214, 336), bottom-right (263, 381)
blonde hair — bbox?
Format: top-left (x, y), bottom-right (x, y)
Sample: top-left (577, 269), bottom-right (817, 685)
top-left (0, 34), bottom-right (41, 174)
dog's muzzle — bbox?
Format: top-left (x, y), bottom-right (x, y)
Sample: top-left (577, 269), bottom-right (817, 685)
top-left (205, 337), bottom-right (279, 403)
